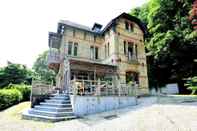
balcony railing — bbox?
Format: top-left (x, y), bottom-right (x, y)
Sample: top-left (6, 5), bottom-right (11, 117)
top-left (47, 50), bottom-right (61, 65)
top-left (128, 55), bottom-right (138, 64)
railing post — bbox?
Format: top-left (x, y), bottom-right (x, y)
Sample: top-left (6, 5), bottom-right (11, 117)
top-left (82, 80), bottom-right (85, 95)
top-left (118, 82), bottom-right (121, 96)
top-left (134, 82), bottom-right (138, 104)
top-left (96, 78), bottom-right (101, 96)
top-left (73, 77), bottom-right (78, 95)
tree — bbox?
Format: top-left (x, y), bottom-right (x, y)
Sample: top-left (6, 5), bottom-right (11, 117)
top-left (33, 50), bottom-right (56, 83)
top-left (130, 0), bottom-right (197, 93)
top-left (0, 63), bottom-right (33, 87)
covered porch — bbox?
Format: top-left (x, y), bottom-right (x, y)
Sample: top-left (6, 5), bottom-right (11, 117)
top-left (67, 59), bottom-right (137, 96)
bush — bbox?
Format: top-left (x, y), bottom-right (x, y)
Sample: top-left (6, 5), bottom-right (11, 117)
top-left (185, 76), bottom-right (197, 95)
top-left (6, 84), bottom-right (31, 101)
top-left (0, 89), bottom-right (23, 110)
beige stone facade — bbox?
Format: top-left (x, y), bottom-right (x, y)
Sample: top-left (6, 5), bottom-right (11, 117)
top-left (48, 13), bottom-right (149, 95)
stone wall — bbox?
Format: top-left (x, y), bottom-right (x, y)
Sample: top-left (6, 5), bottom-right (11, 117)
top-left (70, 95), bottom-right (137, 116)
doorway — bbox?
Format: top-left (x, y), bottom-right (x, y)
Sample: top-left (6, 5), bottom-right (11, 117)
top-left (126, 71), bottom-right (139, 84)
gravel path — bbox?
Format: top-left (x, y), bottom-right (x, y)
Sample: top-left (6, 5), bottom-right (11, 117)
top-left (1, 97), bottom-right (197, 131)
top-left (47, 97), bottom-right (197, 131)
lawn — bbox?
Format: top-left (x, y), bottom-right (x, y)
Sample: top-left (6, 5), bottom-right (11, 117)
top-left (0, 102), bottom-right (53, 131)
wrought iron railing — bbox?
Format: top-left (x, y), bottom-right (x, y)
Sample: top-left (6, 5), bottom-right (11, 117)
top-left (69, 79), bottom-right (137, 96)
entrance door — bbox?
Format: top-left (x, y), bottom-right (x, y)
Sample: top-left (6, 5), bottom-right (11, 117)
top-left (126, 71), bottom-right (139, 84)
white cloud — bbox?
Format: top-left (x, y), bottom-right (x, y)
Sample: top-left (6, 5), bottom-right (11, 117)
top-left (0, 0), bottom-right (148, 68)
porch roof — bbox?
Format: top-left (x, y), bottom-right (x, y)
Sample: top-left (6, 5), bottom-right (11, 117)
top-left (69, 59), bottom-right (117, 74)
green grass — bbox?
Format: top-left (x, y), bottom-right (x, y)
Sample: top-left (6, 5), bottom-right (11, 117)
top-left (0, 102), bottom-right (54, 131)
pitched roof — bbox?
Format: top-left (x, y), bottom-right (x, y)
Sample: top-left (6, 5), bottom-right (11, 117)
top-left (102, 13), bottom-right (147, 35)
top-left (57, 12), bottom-right (147, 36)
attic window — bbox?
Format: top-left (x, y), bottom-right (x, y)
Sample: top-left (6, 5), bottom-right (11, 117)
top-left (130, 23), bottom-right (134, 32)
top-left (125, 21), bottom-right (134, 32)
top-left (125, 21), bottom-right (129, 30)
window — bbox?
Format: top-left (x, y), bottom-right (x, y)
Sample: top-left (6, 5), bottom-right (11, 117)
top-left (135, 44), bottom-right (138, 59)
top-left (94, 35), bottom-right (96, 42)
top-left (90, 46), bottom-right (99, 60)
top-left (125, 21), bottom-right (129, 30)
top-left (90, 46), bottom-right (94, 59)
top-left (130, 23), bottom-right (134, 32)
top-left (128, 42), bottom-right (133, 61)
top-left (84, 32), bottom-right (87, 40)
top-left (124, 41), bottom-right (127, 55)
top-left (125, 21), bottom-right (134, 32)
top-left (74, 42), bottom-right (78, 56)
top-left (73, 29), bottom-right (76, 37)
top-left (104, 45), bottom-right (106, 57)
top-left (68, 41), bottom-right (73, 55)
top-left (107, 42), bottom-right (110, 56)
top-left (95, 47), bottom-right (98, 59)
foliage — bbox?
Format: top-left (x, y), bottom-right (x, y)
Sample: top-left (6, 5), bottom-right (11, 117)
top-left (0, 63), bottom-right (33, 88)
top-left (0, 89), bottom-right (23, 110)
top-left (33, 50), bottom-right (56, 83)
top-left (130, 0), bottom-right (197, 91)
top-left (130, 3), bottom-right (149, 24)
top-left (6, 84), bottom-right (31, 101)
top-left (185, 76), bottom-right (197, 94)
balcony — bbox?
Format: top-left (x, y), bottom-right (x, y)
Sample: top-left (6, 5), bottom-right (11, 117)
top-left (48, 32), bottom-right (61, 49)
top-left (47, 50), bottom-right (61, 70)
top-left (128, 56), bottom-right (139, 64)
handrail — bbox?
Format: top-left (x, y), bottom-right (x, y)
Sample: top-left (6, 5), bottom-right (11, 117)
top-left (69, 79), bottom-right (137, 96)
top-left (31, 80), bottom-right (54, 95)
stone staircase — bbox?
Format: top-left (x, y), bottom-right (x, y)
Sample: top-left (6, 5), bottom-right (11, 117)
top-left (22, 94), bottom-right (76, 122)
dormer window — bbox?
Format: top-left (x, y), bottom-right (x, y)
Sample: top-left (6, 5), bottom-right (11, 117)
top-left (92, 23), bottom-right (103, 32)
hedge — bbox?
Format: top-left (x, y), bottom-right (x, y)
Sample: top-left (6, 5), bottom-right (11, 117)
top-left (0, 89), bottom-right (23, 110)
top-left (6, 84), bottom-right (31, 101)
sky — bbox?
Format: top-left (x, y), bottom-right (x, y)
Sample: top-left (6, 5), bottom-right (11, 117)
top-left (0, 0), bottom-right (148, 68)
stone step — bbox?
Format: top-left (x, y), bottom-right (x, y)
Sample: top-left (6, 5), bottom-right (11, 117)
top-left (34, 105), bottom-right (73, 112)
top-left (23, 111), bottom-right (76, 122)
top-left (40, 102), bottom-right (72, 107)
top-left (23, 94), bottom-right (76, 122)
top-left (51, 94), bottom-right (69, 97)
top-left (50, 96), bottom-right (70, 100)
top-left (45, 99), bottom-right (71, 104)
top-left (34, 105), bottom-right (72, 112)
top-left (29, 109), bottom-right (74, 117)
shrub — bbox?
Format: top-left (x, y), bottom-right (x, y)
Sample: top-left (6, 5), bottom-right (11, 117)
top-left (6, 84), bottom-right (31, 101)
top-left (0, 89), bottom-right (23, 110)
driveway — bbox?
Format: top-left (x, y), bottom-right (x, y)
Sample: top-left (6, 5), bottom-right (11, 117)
top-left (1, 97), bottom-right (197, 131)
top-left (47, 97), bottom-right (197, 131)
